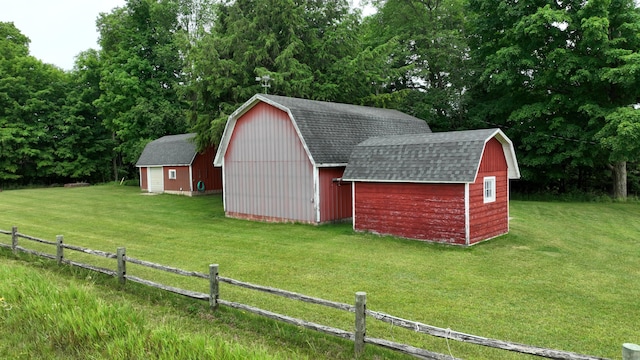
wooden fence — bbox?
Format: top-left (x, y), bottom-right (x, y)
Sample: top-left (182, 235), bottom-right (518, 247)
top-left (0, 226), bottom-right (635, 360)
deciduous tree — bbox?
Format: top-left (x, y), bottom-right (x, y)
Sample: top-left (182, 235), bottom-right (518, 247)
top-left (96, 0), bottom-right (188, 180)
top-left (467, 0), bottom-right (640, 198)
top-left (362, 0), bottom-right (470, 130)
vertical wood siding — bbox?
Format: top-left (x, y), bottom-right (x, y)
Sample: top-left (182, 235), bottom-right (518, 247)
top-left (224, 102), bottom-right (315, 223)
top-left (468, 138), bottom-right (509, 244)
top-left (192, 145), bottom-right (223, 193)
top-left (140, 167), bottom-right (148, 190)
top-left (319, 167), bottom-right (352, 222)
top-left (163, 166), bottom-right (191, 192)
top-left (354, 183), bottom-right (467, 244)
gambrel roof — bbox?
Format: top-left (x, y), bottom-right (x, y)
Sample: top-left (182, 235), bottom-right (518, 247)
top-left (342, 129), bottom-right (520, 183)
top-left (213, 94), bottom-right (431, 166)
top-left (136, 133), bottom-right (197, 167)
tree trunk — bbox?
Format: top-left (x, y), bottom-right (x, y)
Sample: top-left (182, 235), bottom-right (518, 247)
top-left (112, 132), bottom-right (118, 182)
top-left (612, 161), bottom-right (627, 200)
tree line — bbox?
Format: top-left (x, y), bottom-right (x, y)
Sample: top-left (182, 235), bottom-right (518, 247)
top-left (1, 0), bottom-right (639, 198)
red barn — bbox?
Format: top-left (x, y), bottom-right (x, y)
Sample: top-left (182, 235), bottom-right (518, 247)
top-left (213, 94), bottom-right (432, 224)
top-left (136, 133), bottom-right (222, 196)
top-left (342, 129), bottom-right (520, 245)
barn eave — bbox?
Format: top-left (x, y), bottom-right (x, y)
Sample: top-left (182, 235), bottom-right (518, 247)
top-left (316, 163), bottom-right (348, 168)
top-left (341, 178), bottom-right (472, 184)
top-left (136, 162), bottom-right (192, 167)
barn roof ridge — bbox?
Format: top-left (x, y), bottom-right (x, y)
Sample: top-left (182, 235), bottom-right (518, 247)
top-left (214, 94), bottom-right (432, 166)
top-left (136, 133), bottom-right (198, 167)
top-left (357, 128), bottom-right (500, 146)
top-left (342, 128), bottom-right (520, 183)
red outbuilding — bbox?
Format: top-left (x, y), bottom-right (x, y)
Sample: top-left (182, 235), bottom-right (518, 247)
top-left (342, 129), bottom-right (520, 245)
top-left (136, 133), bottom-right (222, 196)
top-left (213, 94), bottom-right (432, 224)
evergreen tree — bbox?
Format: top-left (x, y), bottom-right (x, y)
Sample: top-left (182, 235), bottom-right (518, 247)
top-left (184, 0), bottom-right (370, 149)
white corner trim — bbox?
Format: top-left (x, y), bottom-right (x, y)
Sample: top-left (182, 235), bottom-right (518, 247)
top-left (314, 166), bottom-right (321, 223)
top-left (352, 182), bottom-right (356, 231)
top-left (465, 183), bottom-right (470, 245)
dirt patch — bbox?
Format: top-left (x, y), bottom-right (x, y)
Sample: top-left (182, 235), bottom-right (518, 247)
top-left (64, 182), bottom-right (90, 188)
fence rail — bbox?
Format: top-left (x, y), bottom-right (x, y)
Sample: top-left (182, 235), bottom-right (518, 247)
top-left (218, 276), bottom-right (356, 312)
top-left (1, 226), bottom-right (633, 360)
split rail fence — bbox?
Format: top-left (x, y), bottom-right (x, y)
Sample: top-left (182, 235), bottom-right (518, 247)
top-left (1, 226), bottom-right (637, 360)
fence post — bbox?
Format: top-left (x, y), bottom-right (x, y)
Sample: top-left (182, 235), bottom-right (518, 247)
top-left (117, 247), bottom-right (126, 285)
top-left (209, 264), bottom-right (219, 310)
top-left (623, 343), bottom-right (640, 360)
top-left (11, 226), bottom-right (17, 254)
top-left (355, 291), bottom-right (367, 357)
top-left (56, 235), bottom-right (64, 264)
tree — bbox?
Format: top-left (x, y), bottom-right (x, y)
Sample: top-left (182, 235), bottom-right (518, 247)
top-left (467, 0), bottom-right (640, 198)
top-left (361, 0), bottom-right (471, 130)
top-left (0, 22), bottom-right (70, 186)
top-left (96, 0), bottom-right (188, 180)
top-left (55, 50), bottom-right (114, 183)
top-left (184, 0), bottom-right (370, 149)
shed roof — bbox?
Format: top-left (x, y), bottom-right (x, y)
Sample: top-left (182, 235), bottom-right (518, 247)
top-left (136, 133), bottom-right (197, 167)
top-left (342, 128), bottom-right (520, 183)
top-left (214, 94), bottom-right (431, 166)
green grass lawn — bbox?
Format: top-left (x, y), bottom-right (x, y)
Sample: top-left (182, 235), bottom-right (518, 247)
top-left (1, 184), bottom-right (639, 359)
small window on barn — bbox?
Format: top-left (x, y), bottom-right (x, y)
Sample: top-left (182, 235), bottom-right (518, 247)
top-left (168, 169), bottom-right (177, 180)
top-left (484, 176), bottom-right (496, 203)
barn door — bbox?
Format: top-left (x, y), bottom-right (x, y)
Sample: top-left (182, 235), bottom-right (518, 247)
top-left (148, 167), bottom-right (164, 193)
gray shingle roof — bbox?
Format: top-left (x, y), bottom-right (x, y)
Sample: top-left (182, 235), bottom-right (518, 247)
top-left (136, 133), bottom-right (197, 166)
top-left (215, 95), bottom-right (431, 166)
top-left (342, 129), bottom-right (518, 183)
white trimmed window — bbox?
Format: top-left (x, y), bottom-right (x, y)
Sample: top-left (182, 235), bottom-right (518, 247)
top-left (484, 176), bottom-right (496, 203)
top-left (168, 169), bottom-right (177, 180)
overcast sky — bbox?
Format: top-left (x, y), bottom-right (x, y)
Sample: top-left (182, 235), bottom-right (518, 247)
top-left (0, 0), bottom-right (126, 70)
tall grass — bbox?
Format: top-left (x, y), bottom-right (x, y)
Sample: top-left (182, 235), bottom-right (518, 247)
top-left (1, 184), bottom-right (639, 359)
top-left (0, 259), bottom-right (286, 360)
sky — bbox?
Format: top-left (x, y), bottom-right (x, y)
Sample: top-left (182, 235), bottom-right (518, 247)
top-left (0, 0), bottom-right (127, 71)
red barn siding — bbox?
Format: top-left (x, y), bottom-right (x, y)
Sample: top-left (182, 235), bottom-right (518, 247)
top-left (468, 138), bottom-right (509, 244)
top-left (164, 166), bottom-right (190, 192)
top-left (192, 145), bottom-right (223, 193)
top-left (354, 183), bottom-right (467, 244)
top-left (224, 102), bottom-right (315, 223)
top-left (140, 167), bottom-right (148, 190)
top-left (319, 167), bottom-right (352, 222)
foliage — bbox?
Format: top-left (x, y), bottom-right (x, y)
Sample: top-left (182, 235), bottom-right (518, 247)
top-left (3, 0), bottom-right (640, 195)
top-left (363, 0), bottom-right (471, 131)
top-left (95, 0), bottom-right (189, 177)
top-left (56, 50), bottom-right (114, 183)
top-left (1, 185), bottom-right (639, 359)
top-left (0, 22), bottom-right (71, 185)
top-left (183, 0), bottom-right (375, 149)
top-left (0, 23), bottom-right (115, 186)
top-left (467, 0), bottom-right (640, 197)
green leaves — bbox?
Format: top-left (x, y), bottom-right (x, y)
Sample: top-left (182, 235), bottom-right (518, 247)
top-left (597, 107), bottom-right (640, 162)
top-left (96, 0), bottom-right (188, 173)
top-left (468, 0), bottom-right (640, 196)
top-left (183, 0), bottom-right (370, 148)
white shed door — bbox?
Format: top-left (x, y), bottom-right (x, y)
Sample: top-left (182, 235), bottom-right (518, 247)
top-left (148, 167), bottom-right (164, 192)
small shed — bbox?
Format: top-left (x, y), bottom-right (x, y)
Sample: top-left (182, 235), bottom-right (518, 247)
top-left (136, 133), bottom-right (222, 196)
top-left (342, 129), bottom-right (520, 245)
top-left (213, 94), bottom-right (432, 224)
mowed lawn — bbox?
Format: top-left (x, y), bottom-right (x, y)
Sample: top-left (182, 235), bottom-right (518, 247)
top-left (1, 184), bottom-right (639, 359)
